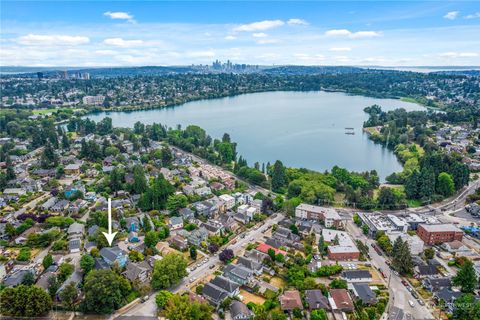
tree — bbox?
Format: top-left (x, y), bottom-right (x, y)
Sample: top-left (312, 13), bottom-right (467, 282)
top-left (271, 160), bottom-right (287, 192)
top-left (166, 194), bottom-right (189, 214)
top-left (21, 272), bottom-right (35, 285)
top-left (329, 278), bottom-right (348, 289)
top-left (82, 269), bottom-right (131, 314)
top-left (48, 276), bottom-right (60, 297)
top-left (0, 285), bottom-right (52, 317)
top-left (267, 248), bottom-right (276, 261)
top-left (318, 235), bottom-right (326, 257)
top-left (151, 253), bottom-right (188, 290)
top-left (437, 172), bottom-right (455, 197)
top-left (162, 294), bottom-right (213, 320)
top-left (40, 143), bottom-right (59, 169)
top-left (392, 237), bottom-right (413, 275)
top-left (189, 246), bottom-right (197, 260)
top-left (310, 309), bottom-right (328, 320)
top-left (155, 290), bottom-right (173, 310)
top-left (59, 282), bottom-right (78, 311)
top-left (208, 243), bottom-right (219, 254)
top-left (131, 165), bottom-right (147, 194)
top-left (453, 259), bottom-right (478, 293)
top-left (424, 248), bottom-right (435, 260)
top-left (219, 248), bottom-right (234, 263)
top-left (452, 293), bottom-right (480, 319)
top-left (80, 254), bottom-right (95, 274)
top-left (145, 230), bottom-right (159, 248)
top-left (58, 262), bottom-right (74, 282)
top-left (138, 174), bottom-right (175, 211)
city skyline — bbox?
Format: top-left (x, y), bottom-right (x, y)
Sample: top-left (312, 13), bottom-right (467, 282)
top-left (1, 1), bottom-right (480, 67)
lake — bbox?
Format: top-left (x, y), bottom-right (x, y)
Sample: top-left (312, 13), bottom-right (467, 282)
top-left (86, 91), bottom-right (424, 180)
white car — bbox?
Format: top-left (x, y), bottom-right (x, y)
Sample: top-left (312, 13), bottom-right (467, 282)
top-left (408, 300), bottom-right (415, 307)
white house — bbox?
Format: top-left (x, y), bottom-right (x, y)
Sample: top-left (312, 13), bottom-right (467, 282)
top-left (219, 194), bottom-right (235, 210)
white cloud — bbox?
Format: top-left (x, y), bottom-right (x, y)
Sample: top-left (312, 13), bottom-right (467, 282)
top-left (224, 35), bottom-right (237, 40)
top-left (103, 38), bottom-right (144, 47)
top-left (17, 34), bottom-right (90, 46)
top-left (444, 11), bottom-right (459, 20)
top-left (293, 53), bottom-right (325, 64)
top-left (465, 12), bottom-right (480, 19)
top-left (103, 11), bottom-right (135, 23)
top-left (256, 39), bottom-right (278, 45)
top-left (325, 29), bottom-right (381, 38)
top-left (252, 33), bottom-right (268, 38)
top-left (186, 50), bottom-right (216, 58)
top-left (439, 52), bottom-right (479, 58)
top-left (233, 20), bottom-right (284, 32)
top-left (329, 47), bottom-right (352, 52)
top-left (287, 18), bottom-right (309, 26)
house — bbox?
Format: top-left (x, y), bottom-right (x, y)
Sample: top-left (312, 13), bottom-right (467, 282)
top-left (279, 290), bottom-right (303, 312)
top-left (179, 208), bottom-right (195, 221)
top-left (67, 222), bottom-right (85, 239)
top-left (442, 240), bottom-right (469, 253)
top-left (256, 243), bottom-right (287, 256)
top-left (416, 265), bottom-right (439, 278)
top-left (327, 245), bottom-right (360, 261)
top-left (350, 283), bottom-right (377, 305)
top-left (203, 276), bottom-right (240, 307)
top-left (194, 186), bottom-right (212, 197)
top-left (57, 271), bottom-right (83, 298)
top-left (168, 235), bottom-right (188, 251)
top-left (423, 277), bottom-right (451, 292)
top-left (64, 163), bottom-right (81, 175)
top-left (128, 231), bottom-right (139, 243)
top-left (187, 227), bottom-right (209, 246)
top-left (68, 238), bottom-right (82, 253)
top-left (329, 289), bottom-right (354, 312)
top-left (219, 194), bottom-right (235, 210)
top-left (100, 246), bottom-right (128, 268)
top-left (305, 289), bottom-right (330, 310)
top-left (3, 188), bottom-right (26, 197)
top-left (125, 217), bottom-right (140, 232)
top-left (3, 269), bottom-right (33, 287)
top-left (203, 219), bottom-right (224, 235)
top-left (230, 300), bottom-right (253, 320)
top-left (169, 216), bottom-right (183, 231)
top-left (122, 261), bottom-right (152, 282)
top-left (434, 288), bottom-right (462, 313)
top-left (341, 270), bottom-right (372, 283)
top-left (237, 256), bottom-right (263, 275)
top-left (41, 197), bottom-right (57, 211)
top-left (51, 199), bottom-right (69, 213)
top-left (193, 200), bottom-right (218, 217)
top-left (223, 264), bottom-right (253, 285)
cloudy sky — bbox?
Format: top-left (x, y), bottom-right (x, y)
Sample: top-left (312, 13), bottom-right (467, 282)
top-left (1, 1), bottom-right (480, 67)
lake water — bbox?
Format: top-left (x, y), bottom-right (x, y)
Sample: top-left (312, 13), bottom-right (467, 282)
top-left (87, 91), bottom-right (424, 180)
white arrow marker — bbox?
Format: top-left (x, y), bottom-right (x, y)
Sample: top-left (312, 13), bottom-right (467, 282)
top-left (102, 198), bottom-right (117, 246)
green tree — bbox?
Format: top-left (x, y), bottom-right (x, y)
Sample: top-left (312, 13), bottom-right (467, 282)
top-left (329, 278), bottom-right (348, 289)
top-left (42, 254), bottom-right (53, 270)
top-left (145, 230), bottom-right (159, 248)
top-left (310, 309), bottom-right (328, 320)
top-left (0, 285), bottom-right (52, 317)
top-left (59, 282), bottom-right (78, 311)
top-left (166, 194), bottom-right (189, 214)
top-left (452, 293), bottom-right (480, 319)
top-left (453, 259), bottom-right (478, 293)
top-left (189, 246), bottom-right (197, 260)
top-left (155, 290), bottom-right (173, 310)
top-left (82, 269), bottom-right (131, 314)
top-left (48, 276), bottom-right (60, 297)
top-left (271, 160), bottom-right (287, 192)
top-left (21, 272), bottom-right (35, 286)
top-left (162, 294), bottom-right (213, 320)
top-left (80, 254), bottom-right (95, 274)
top-left (151, 253), bottom-right (188, 290)
top-left (424, 248), bottom-right (435, 260)
top-left (132, 165), bottom-right (148, 194)
top-left (437, 172), bottom-right (455, 197)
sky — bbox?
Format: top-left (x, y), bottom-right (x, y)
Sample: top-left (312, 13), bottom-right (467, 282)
top-left (1, 1), bottom-right (480, 67)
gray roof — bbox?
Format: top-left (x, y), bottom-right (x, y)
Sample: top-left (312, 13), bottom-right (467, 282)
top-left (341, 269), bottom-right (372, 280)
top-left (352, 283), bottom-right (377, 304)
top-left (224, 264), bottom-right (252, 281)
top-left (435, 288), bottom-right (462, 302)
top-left (230, 300), bottom-right (253, 318)
top-left (210, 275), bottom-right (239, 294)
top-left (68, 238), bottom-right (81, 251)
top-left (305, 289), bottom-right (330, 310)
top-left (237, 256), bottom-right (262, 271)
top-left (203, 282), bottom-right (228, 303)
top-left (100, 246), bottom-right (125, 262)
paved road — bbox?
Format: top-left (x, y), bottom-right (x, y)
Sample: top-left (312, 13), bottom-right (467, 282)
top-left (346, 221), bottom-right (434, 320)
top-left (120, 213), bottom-right (285, 317)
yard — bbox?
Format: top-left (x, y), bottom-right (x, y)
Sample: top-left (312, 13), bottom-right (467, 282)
top-left (239, 289), bottom-right (266, 305)
top-left (268, 276), bottom-right (286, 289)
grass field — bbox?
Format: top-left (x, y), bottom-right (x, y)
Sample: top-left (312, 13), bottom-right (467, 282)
top-left (32, 108), bottom-right (58, 115)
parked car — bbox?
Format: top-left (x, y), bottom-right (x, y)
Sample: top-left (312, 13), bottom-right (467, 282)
top-left (408, 300), bottom-right (415, 307)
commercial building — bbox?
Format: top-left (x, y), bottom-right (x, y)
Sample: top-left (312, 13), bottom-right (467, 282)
top-left (417, 224), bottom-right (463, 245)
top-left (295, 204), bottom-right (343, 228)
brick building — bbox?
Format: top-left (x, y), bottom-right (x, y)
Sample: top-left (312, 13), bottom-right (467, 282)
top-left (417, 224), bottom-right (463, 245)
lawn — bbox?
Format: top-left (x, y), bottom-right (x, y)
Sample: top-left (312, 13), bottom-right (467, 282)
top-left (240, 289), bottom-right (266, 305)
top-left (32, 108), bottom-right (58, 115)
top-left (269, 276), bottom-right (286, 288)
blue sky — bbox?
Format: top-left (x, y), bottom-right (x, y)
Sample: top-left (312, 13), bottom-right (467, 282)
top-left (1, 1), bottom-right (479, 66)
